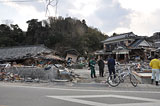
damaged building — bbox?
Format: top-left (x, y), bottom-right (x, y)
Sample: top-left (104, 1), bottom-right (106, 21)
top-left (97, 32), bottom-right (156, 62)
top-left (150, 32), bottom-right (160, 55)
top-left (0, 45), bottom-right (65, 65)
top-left (65, 49), bottom-right (80, 63)
top-left (0, 45), bottom-right (73, 82)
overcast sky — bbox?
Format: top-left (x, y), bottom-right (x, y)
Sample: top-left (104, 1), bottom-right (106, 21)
top-left (0, 0), bottom-right (160, 36)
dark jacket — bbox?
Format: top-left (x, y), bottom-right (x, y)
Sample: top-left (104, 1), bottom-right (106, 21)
top-left (98, 59), bottom-right (104, 69)
top-left (108, 58), bottom-right (115, 69)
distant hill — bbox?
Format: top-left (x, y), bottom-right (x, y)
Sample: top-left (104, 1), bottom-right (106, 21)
top-left (0, 16), bottom-right (108, 55)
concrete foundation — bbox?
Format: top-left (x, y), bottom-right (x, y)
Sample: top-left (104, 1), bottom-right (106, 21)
top-left (133, 71), bottom-right (152, 84)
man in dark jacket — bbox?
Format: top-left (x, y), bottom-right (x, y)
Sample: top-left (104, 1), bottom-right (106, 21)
top-left (107, 55), bottom-right (116, 79)
top-left (98, 56), bottom-right (105, 77)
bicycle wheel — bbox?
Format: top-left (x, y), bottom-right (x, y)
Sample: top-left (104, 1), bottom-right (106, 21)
top-left (107, 74), bottom-right (120, 87)
top-left (130, 74), bottom-right (138, 87)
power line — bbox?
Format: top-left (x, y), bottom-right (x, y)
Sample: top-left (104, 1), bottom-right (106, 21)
top-left (0, 0), bottom-right (59, 17)
top-left (55, 0), bottom-right (59, 17)
top-left (45, 0), bottom-right (59, 17)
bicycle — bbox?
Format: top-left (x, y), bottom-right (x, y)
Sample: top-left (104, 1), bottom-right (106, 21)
top-left (106, 65), bottom-right (139, 87)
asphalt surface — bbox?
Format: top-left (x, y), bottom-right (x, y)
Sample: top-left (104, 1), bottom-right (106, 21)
top-left (1, 67), bottom-right (160, 106)
top-left (0, 82), bottom-right (160, 106)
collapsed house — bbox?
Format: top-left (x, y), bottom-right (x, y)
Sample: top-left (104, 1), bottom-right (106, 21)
top-left (0, 45), bottom-right (67, 81)
top-left (0, 45), bottom-right (64, 65)
top-left (97, 32), bottom-right (156, 62)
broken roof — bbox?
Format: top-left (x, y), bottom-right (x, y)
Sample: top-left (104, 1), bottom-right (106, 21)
top-left (0, 45), bottom-right (52, 61)
top-left (40, 54), bottom-right (65, 61)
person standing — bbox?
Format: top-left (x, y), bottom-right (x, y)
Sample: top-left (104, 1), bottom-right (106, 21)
top-left (89, 56), bottom-right (97, 78)
top-left (107, 55), bottom-right (116, 79)
top-left (98, 56), bottom-right (105, 77)
top-left (149, 55), bottom-right (160, 86)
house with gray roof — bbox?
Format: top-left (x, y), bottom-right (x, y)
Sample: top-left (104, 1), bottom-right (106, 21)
top-left (99, 32), bottom-right (154, 62)
top-left (102, 32), bottom-right (137, 44)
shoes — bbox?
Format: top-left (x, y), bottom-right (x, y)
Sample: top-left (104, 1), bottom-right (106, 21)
top-left (151, 79), bottom-right (154, 84)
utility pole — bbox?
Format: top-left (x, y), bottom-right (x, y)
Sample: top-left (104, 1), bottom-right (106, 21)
top-left (45, 0), bottom-right (59, 17)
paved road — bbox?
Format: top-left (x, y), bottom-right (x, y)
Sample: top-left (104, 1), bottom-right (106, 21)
top-left (0, 82), bottom-right (160, 106)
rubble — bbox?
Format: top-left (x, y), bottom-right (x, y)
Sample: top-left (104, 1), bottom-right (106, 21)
top-left (0, 45), bottom-right (157, 85)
